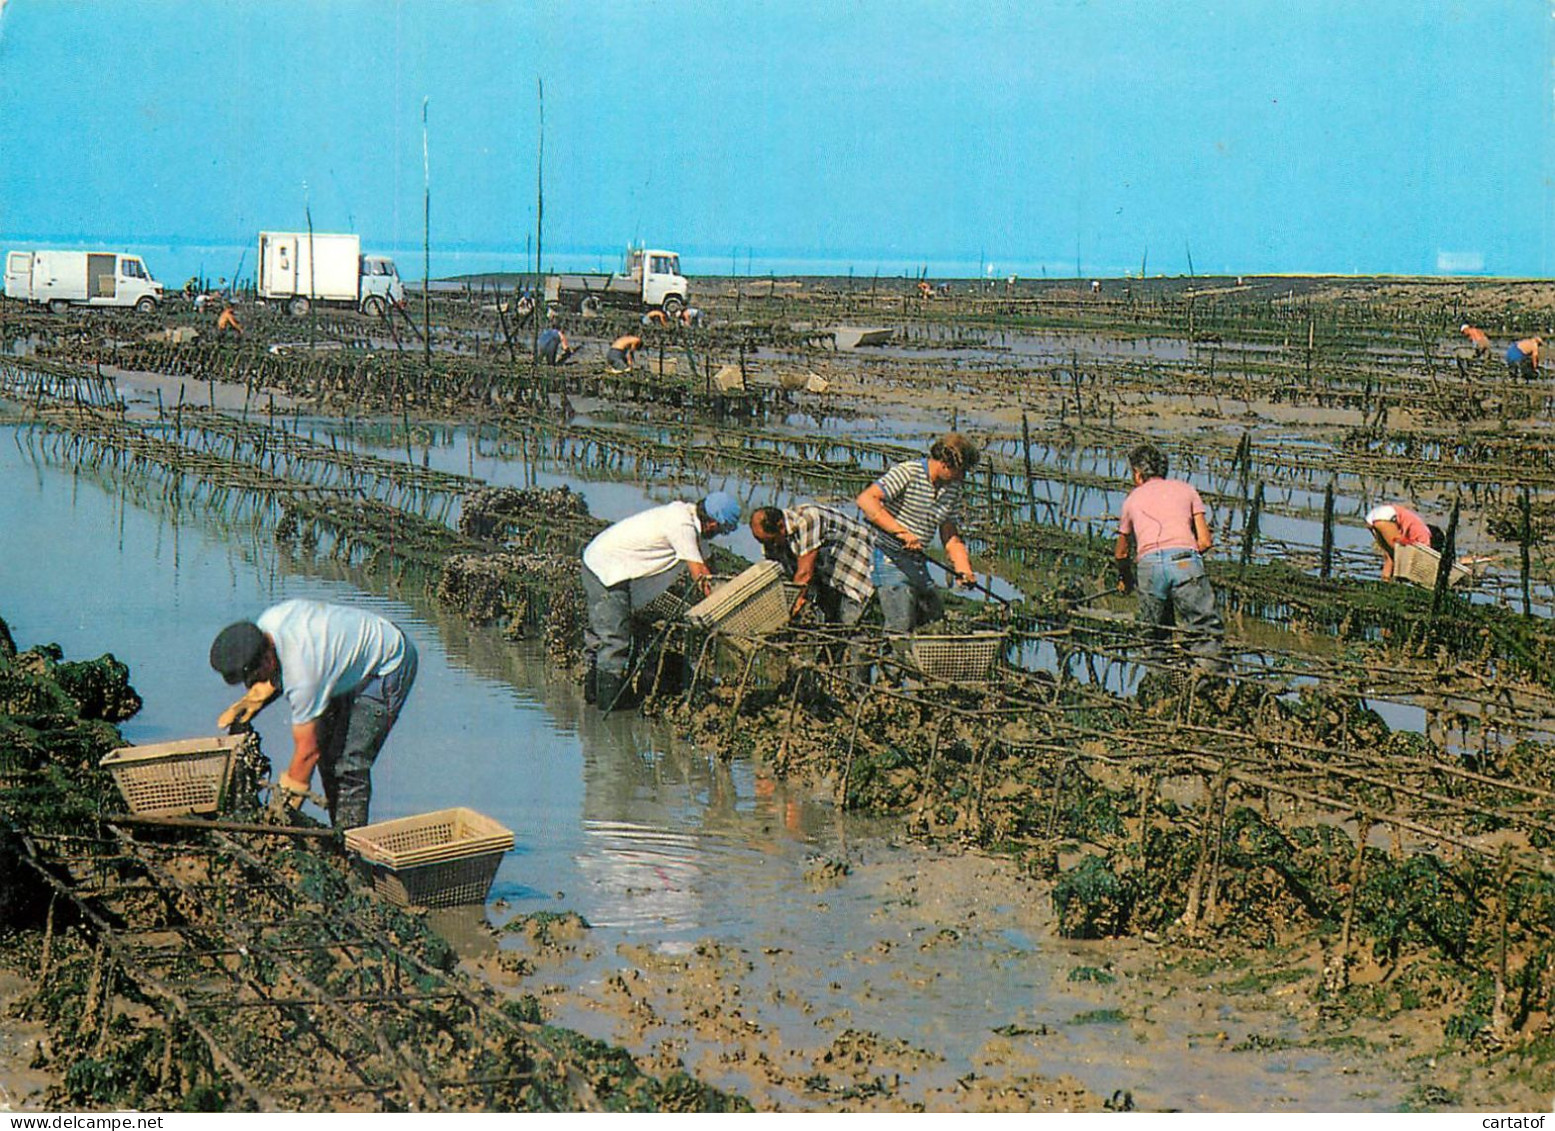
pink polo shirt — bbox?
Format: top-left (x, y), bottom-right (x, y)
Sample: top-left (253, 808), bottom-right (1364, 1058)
top-left (1119, 477), bottom-right (1205, 558)
top-left (1366, 504), bottom-right (1431, 547)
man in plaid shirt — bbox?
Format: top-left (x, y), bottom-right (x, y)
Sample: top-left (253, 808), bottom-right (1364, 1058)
top-left (750, 504), bottom-right (875, 624)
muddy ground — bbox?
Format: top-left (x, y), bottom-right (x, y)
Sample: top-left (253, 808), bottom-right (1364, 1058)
top-left (460, 834), bottom-right (1548, 1113)
top-left (0, 965), bottom-right (52, 1111)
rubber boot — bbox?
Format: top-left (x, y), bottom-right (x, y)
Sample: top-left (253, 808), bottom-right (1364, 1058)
top-left (583, 661), bottom-right (598, 705)
top-left (595, 671), bottom-right (627, 713)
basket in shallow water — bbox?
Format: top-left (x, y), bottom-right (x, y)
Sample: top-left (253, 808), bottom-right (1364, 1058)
top-left (344, 807), bottom-right (514, 909)
top-left (686, 560), bottom-right (791, 637)
top-left (1393, 543), bottom-right (1473, 589)
top-left (100, 735), bottom-right (245, 817)
top-left (907, 632), bottom-right (1006, 682)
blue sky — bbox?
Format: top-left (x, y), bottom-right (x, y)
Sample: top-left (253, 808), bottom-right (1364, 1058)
top-left (0, 0), bottom-right (1549, 282)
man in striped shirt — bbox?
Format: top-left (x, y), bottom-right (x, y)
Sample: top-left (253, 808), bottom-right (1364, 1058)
top-left (856, 433), bottom-right (979, 633)
top-left (750, 503), bottom-right (876, 624)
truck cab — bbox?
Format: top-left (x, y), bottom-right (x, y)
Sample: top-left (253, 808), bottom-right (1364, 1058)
top-left (633, 249), bottom-right (688, 315)
top-left (360, 255), bottom-right (405, 311)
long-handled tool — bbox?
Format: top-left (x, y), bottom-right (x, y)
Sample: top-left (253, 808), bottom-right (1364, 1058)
top-left (105, 813), bottom-right (340, 840)
top-left (927, 556), bottom-right (1012, 607)
top-left (1055, 582), bottom-right (1116, 609)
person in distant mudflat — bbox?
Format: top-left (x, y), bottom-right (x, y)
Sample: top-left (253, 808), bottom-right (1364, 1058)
top-left (1506, 335), bottom-right (1542, 380)
top-left (1114, 443), bottom-right (1223, 665)
top-left (606, 334), bottom-right (642, 373)
top-left (216, 303), bottom-right (243, 342)
top-left (1364, 503), bottom-right (1444, 582)
top-left (1460, 323), bottom-right (1491, 360)
top-left (536, 326), bottom-right (573, 365)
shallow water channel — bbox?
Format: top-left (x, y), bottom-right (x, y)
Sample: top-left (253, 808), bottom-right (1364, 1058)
top-left (0, 422), bottom-right (1430, 1111)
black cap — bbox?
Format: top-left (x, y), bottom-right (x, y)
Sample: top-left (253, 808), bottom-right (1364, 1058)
top-left (210, 622), bottom-right (266, 685)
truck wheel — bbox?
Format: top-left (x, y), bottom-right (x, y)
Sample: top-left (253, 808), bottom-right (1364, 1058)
top-left (288, 296), bottom-right (310, 317)
top-left (135, 296), bottom-right (158, 315)
top-left (661, 295), bottom-right (685, 318)
top-left (580, 296), bottom-right (602, 316)
top-left (362, 295), bottom-right (386, 317)
top-left (48, 299), bottom-right (70, 315)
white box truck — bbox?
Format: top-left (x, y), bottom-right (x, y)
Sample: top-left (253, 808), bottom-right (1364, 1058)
top-left (544, 247), bottom-right (688, 316)
top-left (256, 231), bottom-right (405, 316)
top-left (4, 250), bottom-right (163, 313)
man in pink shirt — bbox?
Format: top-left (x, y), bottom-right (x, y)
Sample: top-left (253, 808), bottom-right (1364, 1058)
top-left (1364, 504), bottom-right (1440, 581)
top-left (1113, 443), bottom-right (1223, 665)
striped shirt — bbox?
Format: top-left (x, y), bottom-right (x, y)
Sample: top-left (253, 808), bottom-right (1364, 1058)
top-left (778, 504), bottom-right (876, 606)
top-left (871, 458), bottom-right (964, 550)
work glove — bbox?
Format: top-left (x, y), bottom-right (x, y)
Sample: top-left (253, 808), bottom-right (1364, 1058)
top-left (1114, 558), bottom-right (1137, 595)
top-left (218, 680), bottom-right (277, 733)
top-left (265, 772), bottom-right (311, 821)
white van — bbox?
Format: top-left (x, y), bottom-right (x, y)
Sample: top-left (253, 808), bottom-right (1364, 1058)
top-left (4, 250), bottom-right (163, 313)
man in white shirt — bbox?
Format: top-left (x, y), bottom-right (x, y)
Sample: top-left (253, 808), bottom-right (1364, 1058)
top-left (210, 599), bottom-right (417, 828)
top-left (581, 492), bottom-right (741, 711)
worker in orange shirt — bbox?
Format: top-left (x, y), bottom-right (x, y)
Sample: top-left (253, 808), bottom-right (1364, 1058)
top-left (1460, 323), bottom-right (1491, 360)
top-left (216, 303), bottom-right (243, 342)
top-left (1506, 335), bottom-right (1543, 380)
top-left (606, 334), bottom-right (641, 373)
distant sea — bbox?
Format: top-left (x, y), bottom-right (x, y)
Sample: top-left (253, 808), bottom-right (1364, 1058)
top-left (0, 235), bottom-right (1503, 287)
top-left (0, 236), bottom-right (1163, 289)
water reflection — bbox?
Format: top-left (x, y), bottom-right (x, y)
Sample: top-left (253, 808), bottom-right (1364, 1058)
top-left (0, 421), bottom-right (839, 942)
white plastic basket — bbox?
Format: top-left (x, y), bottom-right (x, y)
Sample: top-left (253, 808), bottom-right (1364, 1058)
top-left (100, 735), bottom-right (244, 817)
top-left (345, 807), bottom-right (514, 908)
top-left (906, 632), bottom-right (1006, 682)
top-left (1393, 543), bottom-right (1473, 589)
top-left (686, 560), bottom-right (791, 636)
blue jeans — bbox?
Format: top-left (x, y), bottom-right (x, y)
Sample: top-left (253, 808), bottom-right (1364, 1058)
top-left (318, 637), bottom-right (417, 830)
top-left (582, 564), bottom-right (634, 677)
top-left (1135, 550), bottom-right (1223, 664)
top-left (873, 545), bottom-right (942, 633)
top-left (1507, 346), bottom-right (1535, 380)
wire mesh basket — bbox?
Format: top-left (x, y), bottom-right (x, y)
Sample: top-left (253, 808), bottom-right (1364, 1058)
top-left (1393, 543), bottom-right (1473, 589)
top-left (906, 631), bottom-right (1006, 683)
top-left (344, 807), bottom-right (514, 908)
top-left (686, 560), bottom-right (791, 637)
top-left (633, 587), bottom-right (690, 624)
top-left (100, 735), bottom-right (245, 817)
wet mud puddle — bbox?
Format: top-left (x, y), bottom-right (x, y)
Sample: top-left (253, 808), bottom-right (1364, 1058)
top-left (462, 792), bottom-right (1424, 1112)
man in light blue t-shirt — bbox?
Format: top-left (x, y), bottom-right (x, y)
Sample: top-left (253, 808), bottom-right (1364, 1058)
top-left (210, 599), bottom-right (417, 829)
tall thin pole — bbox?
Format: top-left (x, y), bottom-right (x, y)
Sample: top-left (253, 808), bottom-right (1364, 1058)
top-left (304, 184), bottom-right (316, 349)
top-left (533, 78), bottom-right (545, 402)
top-left (422, 97), bottom-right (432, 372)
